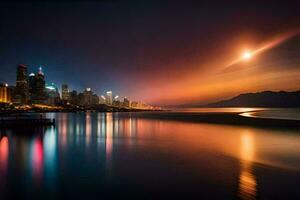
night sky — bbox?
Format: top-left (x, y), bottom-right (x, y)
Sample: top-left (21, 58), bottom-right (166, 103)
top-left (0, 1), bottom-right (300, 106)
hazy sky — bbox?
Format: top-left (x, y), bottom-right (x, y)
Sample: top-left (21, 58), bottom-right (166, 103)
top-left (0, 1), bottom-right (299, 106)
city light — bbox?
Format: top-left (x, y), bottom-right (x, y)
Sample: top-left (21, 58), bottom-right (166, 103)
top-left (45, 85), bottom-right (56, 90)
top-left (0, 64), bottom-right (158, 111)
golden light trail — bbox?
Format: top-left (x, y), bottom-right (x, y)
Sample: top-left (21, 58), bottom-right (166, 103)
top-left (238, 131), bottom-right (257, 200)
top-left (223, 29), bottom-right (300, 70)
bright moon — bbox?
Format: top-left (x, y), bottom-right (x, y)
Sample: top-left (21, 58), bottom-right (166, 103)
top-left (242, 51), bottom-right (252, 60)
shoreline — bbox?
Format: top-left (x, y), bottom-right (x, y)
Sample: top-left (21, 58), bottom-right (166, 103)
top-left (0, 108), bottom-right (163, 114)
top-left (1, 109), bottom-right (300, 130)
top-left (120, 111), bottom-right (300, 129)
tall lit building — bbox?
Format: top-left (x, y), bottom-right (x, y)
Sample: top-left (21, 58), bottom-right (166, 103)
top-left (106, 91), bottom-right (113, 105)
top-left (45, 83), bottom-right (60, 105)
top-left (32, 67), bottom-right (46, 103)
top-left (28, 73), bottom-right (36, 99)
top-left (69, 90), bottom-right (79, 105)
top-left (123, 97), bottom-right (130, 107)
top-left (79, 88), bottom-right (98, 106)
top-left (15, 64), bottom-right (29, 104)
top-left (0, 83), bottom-right (11, 103)
top-left (99, 95), bottom-right (106, 104)
top-left (61, 84), bottom-right (70, 101)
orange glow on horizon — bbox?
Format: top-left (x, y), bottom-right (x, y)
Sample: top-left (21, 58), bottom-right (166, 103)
top-left (133, 29), bottom-right (300, 106)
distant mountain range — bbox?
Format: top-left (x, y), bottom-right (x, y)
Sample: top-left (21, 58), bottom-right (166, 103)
top-left (204, 91), bottom-right (300, 107)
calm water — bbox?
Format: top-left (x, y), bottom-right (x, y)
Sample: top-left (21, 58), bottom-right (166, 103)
top-left (240, 108), bottom-right (300, 121)
top-left (1, 111), bottom-right (300, 199)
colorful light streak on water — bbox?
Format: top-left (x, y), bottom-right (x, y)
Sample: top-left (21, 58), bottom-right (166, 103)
top-left (1, 112), bottom-right (300, 199)
top-left (0, 136), bottom-right (8, 186)
top-left (30, 136), bottom-right (44, 185)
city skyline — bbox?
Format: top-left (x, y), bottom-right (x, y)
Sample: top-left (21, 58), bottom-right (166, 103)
top-left (1, 2), bottom-right (300, 200)
top-left (0, 64), bottom-right (155, 110)
top-left (0, 1), bottom-right (299, 106)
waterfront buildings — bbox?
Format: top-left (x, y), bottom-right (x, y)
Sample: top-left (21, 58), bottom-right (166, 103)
top-left (69, 90), bottom-right (79, 105)
top-left (79, 88), bottom-right (98, 106)
top-left (15, 64), bottom-right (29, 104)
top-left (28, 73), bottom-right (36, 99)
top-left (61, 84), bottom-right (70, 101)
top-left (99, 95), bottom-right (106, 104)
top-left (0, 83), bottom-right (11, 103)
top-left (106, 91), bottom-right (113, 105)
top-left (29, 67), bottom-right (46, 104)
top-left (1, 64), bottom-right (157, 110)
top-left (123, 97), bottom-right (130, 107)
top-left (45, 83), bottom-right (61, 105)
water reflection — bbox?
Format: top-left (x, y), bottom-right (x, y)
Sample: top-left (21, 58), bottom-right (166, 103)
top-left (86, 112), bottom-right (91, 146)
top-left (0, 135), bottom-right (8, 189)
top-left (30, 136), bottom-right (43, 184)
top-left (59, 113), bottom-right (67, 146)
top-left (240, 108), bottom-right (300, 121)
top-left (238, 131), bottom-right (257, 200)
top-left (1, 112), bottom-right (300, 199)
top-left (43, 126), bottom-right (57, 191)
top-left (0, 135), bottom-right (8, 171)
top-left (105, 113), bottom-right (113, 157)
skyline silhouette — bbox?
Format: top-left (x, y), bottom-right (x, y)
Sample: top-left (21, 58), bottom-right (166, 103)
top-left (0, 1), bottom-right (299, 106)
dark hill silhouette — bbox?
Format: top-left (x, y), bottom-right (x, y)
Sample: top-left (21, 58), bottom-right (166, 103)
top-left (206, 91), bottom-right (300, 107)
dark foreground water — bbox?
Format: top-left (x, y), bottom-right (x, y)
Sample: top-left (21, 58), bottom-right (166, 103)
top-left (1, 111), bottom-right (300, 199)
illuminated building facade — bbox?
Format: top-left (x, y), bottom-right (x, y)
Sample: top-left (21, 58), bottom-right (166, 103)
top-left (45, 83), bottom-right (61, 105)
top-left (30, 67), bottom-right (46, 104)
top-left (28, 73), bottom-right (36, 99)
top-left (69, 90), bottom-right (79, 105)
top-left (80, 88), bottom-right (99, 106)
top-left (61, 84), bottom-right (70, 101)
top-left (0, 83), bottom-right (11, 103)
top-left (106, 91), bottom-right (113, 105)
top-left (15, 64), bottom-right (29, 104)
top-left (123, 97), bottom-right (130, 107)
top-left (99, 95), bottom-right (106, 104)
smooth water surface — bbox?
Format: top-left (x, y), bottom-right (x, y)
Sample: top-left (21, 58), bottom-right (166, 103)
top-left (240, 108), bottom-right (300, 121)
top-left (0, 112), bottom-right (300, 199)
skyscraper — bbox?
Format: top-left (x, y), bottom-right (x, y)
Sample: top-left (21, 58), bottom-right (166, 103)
top-left (82, 88), bottom-right (93, 105)
top-left (106, 91), bottom-right (113, 105)
top-left (61, 84), bottom-right (70, 101)
top-left (33, 67), bottom-right (46, 103)
top-left (99, 95), bottom-right (106, 104)
top-left (78, 88), bottom-right (98, 106)
top-left (123, 97), bottom-right (130, 107)
top-left (69, 90), bottom-right (79, 105)
top-left (28, 73), bottom-right (36, 100)
top-left (0, 83), bottom-right (11, 103)
top-left (15, 64), bottom-right (29, 104)
top-left (45, 83), bottom-right (60, 105)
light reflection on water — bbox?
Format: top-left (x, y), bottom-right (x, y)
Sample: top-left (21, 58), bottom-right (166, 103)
top-left (238, 132), bottom-right (257, 200)
top-left (173, 107), bottom-right (264, 113)
top-left (0, 112), bottom-right (300, 199)
top-left (240, 108), bottom-right (300, 121)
